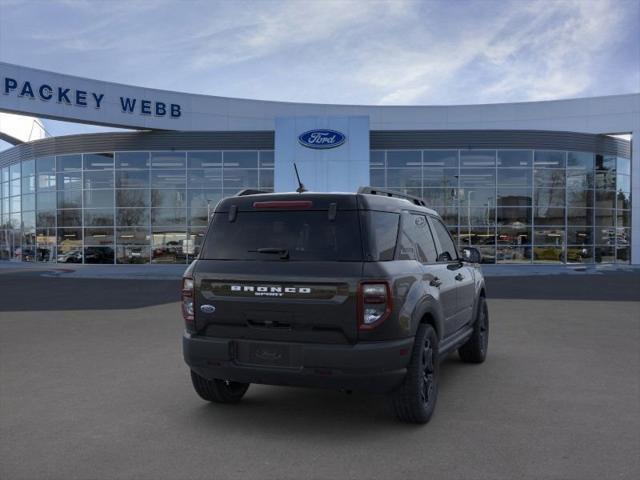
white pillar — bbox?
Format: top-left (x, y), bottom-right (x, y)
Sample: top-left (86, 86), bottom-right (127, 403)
top-left (274, 116), bottom-right (370, 193)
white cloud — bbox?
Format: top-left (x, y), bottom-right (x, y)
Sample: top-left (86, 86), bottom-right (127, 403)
top-left (356, 0), bottom-right (631, 104)
top-left (0, 0), bottom-right (636, 106)
top-left (474, 0), bottom-right (626, 102)
top-left (186, 0), bottom-right (411, 70)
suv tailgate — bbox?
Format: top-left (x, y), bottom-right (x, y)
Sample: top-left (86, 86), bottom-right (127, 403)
top-left (193, 260), bottom-right (363, 344)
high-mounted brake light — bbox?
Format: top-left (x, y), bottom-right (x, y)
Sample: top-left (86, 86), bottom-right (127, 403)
top-left (253, 200), bottom-right (313, 209)
top-left (181, 277), bottom-right (195, 329)
top-left (357, 281), bottom-right (393, 330)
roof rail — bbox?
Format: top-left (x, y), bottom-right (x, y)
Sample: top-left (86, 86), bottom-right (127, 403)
top-left (357, 186), bottom-right (426, 207)
top-left (235, 189), bottom-right (269, 196)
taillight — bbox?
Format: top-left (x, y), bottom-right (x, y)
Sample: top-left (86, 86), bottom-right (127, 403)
top-left (182, 277), bottom-right (195, 329)
top-left (358, 282), bottom-right (392, 330)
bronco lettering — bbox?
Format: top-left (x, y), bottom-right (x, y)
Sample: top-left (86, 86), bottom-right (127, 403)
top-left (230, 285), bottom-right (311, 296)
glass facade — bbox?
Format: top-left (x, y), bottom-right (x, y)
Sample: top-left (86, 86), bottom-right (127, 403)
top-left (370, 149), bottom-right (631, 264)
top-left (0, 147), bottom-right (631, 265)
top-left (0, 151), bottom-right (274, 264)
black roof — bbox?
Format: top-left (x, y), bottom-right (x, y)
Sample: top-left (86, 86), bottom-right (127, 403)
top-left (216, 190), bottom-right (440, 216)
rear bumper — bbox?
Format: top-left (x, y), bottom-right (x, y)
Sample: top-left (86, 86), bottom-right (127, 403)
top-left (183, 333), bottom-right (414, 393)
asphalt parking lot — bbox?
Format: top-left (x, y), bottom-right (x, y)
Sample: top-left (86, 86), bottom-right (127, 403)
top-left (1, 271), bottom-right (639, 480)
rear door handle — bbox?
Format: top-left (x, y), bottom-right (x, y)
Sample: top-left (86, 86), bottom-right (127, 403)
top-left (455, 273), bottom-right (465, 281)
top-left (430, 277), bottom-right (442, 287)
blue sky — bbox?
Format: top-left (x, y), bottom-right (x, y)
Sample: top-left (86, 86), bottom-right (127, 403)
top-left (0, 0), bottom-right (638, 142)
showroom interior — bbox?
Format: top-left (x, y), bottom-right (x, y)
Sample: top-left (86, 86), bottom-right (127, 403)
top-left (0, 131), bottom-right (631, 265)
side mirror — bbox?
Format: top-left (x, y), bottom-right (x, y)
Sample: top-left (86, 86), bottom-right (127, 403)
top-left (436, 252), bottom-right (453, 263)
top-left (461, 247), bottom-right (482, 264)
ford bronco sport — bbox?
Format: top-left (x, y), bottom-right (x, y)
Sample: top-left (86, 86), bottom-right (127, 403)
top-left (182, 187), bottom-right (488, 423)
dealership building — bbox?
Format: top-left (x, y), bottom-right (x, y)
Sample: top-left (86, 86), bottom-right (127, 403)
top-left (0, 62), bottom-right (638, 265)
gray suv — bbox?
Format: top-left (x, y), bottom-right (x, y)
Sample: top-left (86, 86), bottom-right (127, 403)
top-left (182, 187), bottom-right (488, 423)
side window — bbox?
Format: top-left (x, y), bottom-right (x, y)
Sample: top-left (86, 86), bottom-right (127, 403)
top-left (364, 211), bottom-right (400, 261)
top-left (398, 222), bottom-right (416, 261)
top-left (398, 213), bottom-right (438, 263)
top-left (431, 218), bottom-right (458, 262)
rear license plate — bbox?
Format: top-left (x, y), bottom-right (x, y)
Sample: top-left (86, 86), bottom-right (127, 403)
top-left (238, 342), bottom-right (291, 367)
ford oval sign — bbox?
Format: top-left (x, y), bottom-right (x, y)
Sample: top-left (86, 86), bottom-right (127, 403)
top-left (298, 129), bottom-right (346, 149)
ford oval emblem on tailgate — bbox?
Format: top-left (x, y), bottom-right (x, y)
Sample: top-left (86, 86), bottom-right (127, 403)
top-left (200, 304), bottom-right (216, 314)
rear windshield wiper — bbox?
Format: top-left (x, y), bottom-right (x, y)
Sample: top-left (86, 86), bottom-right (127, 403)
top-left (249, 247), bottom-right (290, 260)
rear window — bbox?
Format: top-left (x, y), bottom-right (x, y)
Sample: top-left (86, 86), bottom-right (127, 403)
top-left (201, 211), bottom-right (363, 261)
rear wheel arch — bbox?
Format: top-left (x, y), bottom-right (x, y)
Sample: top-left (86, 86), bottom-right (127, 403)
top-left (411, 292), bottom-right (444, 339)
top-left (419, 311), bottom-right (441, 341)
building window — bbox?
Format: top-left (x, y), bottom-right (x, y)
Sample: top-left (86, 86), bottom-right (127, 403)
top-left (370, 148), bottom-right (631, 265)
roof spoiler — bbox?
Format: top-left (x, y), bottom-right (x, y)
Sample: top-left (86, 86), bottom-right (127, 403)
top-left (357, 186), bottom-right (426, 207)
top-left (235, 189), bottom-right (269, 196)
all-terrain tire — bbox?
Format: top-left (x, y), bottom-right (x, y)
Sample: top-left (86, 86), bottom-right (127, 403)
top-left (190, 370), bottom-right (250, 403)
top-left (458, 296), bottom-right (489, 363)
top-left (389, 324), bottom-right (439, 424)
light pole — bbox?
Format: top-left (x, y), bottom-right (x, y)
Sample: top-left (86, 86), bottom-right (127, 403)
top-left (467, 190), bottom-right (474, 246)
top-left (207, 199), bottom-right (212, 221)
top-left (485, 196), bottom-right (493, 235)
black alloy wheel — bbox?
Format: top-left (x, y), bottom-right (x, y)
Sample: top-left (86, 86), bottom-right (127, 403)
top-left (389, 324), bottom-right (439, 424)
